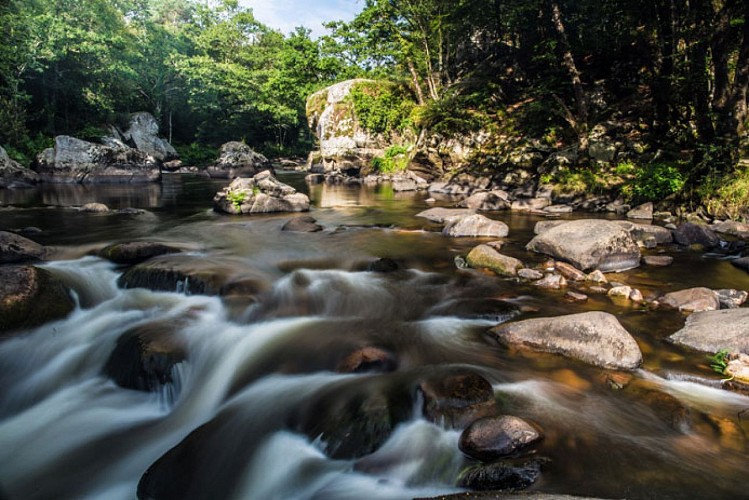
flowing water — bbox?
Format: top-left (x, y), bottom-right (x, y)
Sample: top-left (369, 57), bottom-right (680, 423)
top-left (1, 173), bottom-right (748, 500)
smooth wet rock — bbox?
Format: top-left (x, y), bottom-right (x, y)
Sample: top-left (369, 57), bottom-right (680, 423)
top-left (627, 202), bottom-right (653, 220)
top-left (443, 214), bottom-right (509, 238)
top-left (0, 231), bottom-right (45, 263)
top-left (616, 221), bottom-right (673, 245)
top-left (533, 220), bottom-right (566, 235)
top-left (554, 261), bottom-right (586, 281)
top-left (336, 346), bottom-right (396, 373)
top-left (673, 223), bottom-right (720, 248)
top-left (488, 311), bottom-right (643, 370)
top-left (457, 459), bottom-right (543, 491)
top-left (564, 291), bottom-right (588, 302)
top-left (586, 270), bottom-right (608, 283)
top-left (466, 245), bottom-right (523, 277)
top-left (669, 308), bottom-right (749, 352)
top-left (34, 135), bottom-right (160, 183)
top-left (213, 171), bottom-right (310, 214)
top-left (80, 202), bottom-right (110, 213)
top-left (103, 321), bottom-right (187, 392)
top-left (544, 204), bottom-right (573, 214)
top-left (660, 287), bottom-right (719, 312)
top-left (510, 198), bottom-right (551, 212)
top-left (459, 416), bottom-right (543, 461)
top-left (416, 207), bottom-right (474, 224)
top-left (282, 216), bottom-right (323, 232)
top-left (518, 268), bottom-right (543, 280)
top-left (629, 288), bottom-right (644, 303)
top-left (731, 257), bottom-right (749, 273)
top-left (462, 191), bottom-right (510, 211)
top-left (99, 241), bottom-right (181, 265)
top-left (419, 371), bottom-right (498, 428)
top-left (207, 141), bottom-right (271, 179)
top-left (0, 266), bottom-right (75, 334)
top-left (0, 144), bottom-right (40, 188)
top-left (534, 274), bottom-right (567, 289)
top-left (608, 286), bottom-right (633, 299)
top-left (392, 177), bottom-right (418, 192)
top-left (642, 255), bottom-right (673, 266)
top-left (715, 289), bottom-right (748, 309)
top-left (526, 219), bottom-right (641, 272)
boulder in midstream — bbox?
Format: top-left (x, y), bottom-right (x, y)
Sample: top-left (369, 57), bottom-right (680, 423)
top-left (0, 231), bottom-right (46, 264)
top-left (213, 171), bottom-right (309, 215)
top-left (459, 415), bottom-right (543, 461)
top-left (419, 371), bottom-right (498, 428)
top-left (99, 241), bottom-right (181, 265)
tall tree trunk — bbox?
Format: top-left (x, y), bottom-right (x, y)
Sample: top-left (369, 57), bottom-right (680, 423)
top-left (549, 1), bottom-right (589, 153)
top-left (689, 0), bottom-right (715, 145)
top-left (407, 59), bottom-right (426, 105)
top-left (653, 0), bottom-right (675, 136)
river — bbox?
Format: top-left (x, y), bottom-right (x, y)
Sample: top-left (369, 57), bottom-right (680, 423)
top-left (1, 172), bottom-right (748, 499)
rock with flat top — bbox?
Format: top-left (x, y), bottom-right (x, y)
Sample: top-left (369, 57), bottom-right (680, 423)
top-left (213, 171), bottom-right (309, 214)
top-left (443, 214), bottom-right (509, 238)
top-left (459, 415), bottom-right (543, 461)
top-left (416, 207), bottom-right (473, 224)
top-left (627, 202), bottom-right (653, 220)
top-left (462, 191), bottom-right (510, 211)
top-left (668, 308), bottom-right (749, 353)
top-left (466, 245), bottom-right (523, 276)
top-left (660, 287), bottom-right (719, 312)
top-left (487, 311), bottom-right (643, 370)
top-left (0, 231), bottom-right (46, 264)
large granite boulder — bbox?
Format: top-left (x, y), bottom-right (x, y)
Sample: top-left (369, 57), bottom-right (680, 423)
top-left (673, 222), bottom-right (721, 248)
top-left (306, 79), bottom-right (391, 172)
top-left (0, 145), bottom-right (39, 188)
top-left (98, 241), bottom-right (181, 265)
top-left (668, 308), bottom-right (749, 353)
top-left (526, 219), bottom-right (641, 272)
top-left (459, 415), bottom-right (543, 461)
top-left (443, 214), bottom-right (509, 238)
top-left (34, 135), bottom-right (160, 183)
top-left (0, 231), bottom-right (46, 263)
top-left (416, 207), bottom-right (474, 224)
top-left (487, 311), bottom-right (643, 370)
top-left (0, 265), bottom-right (75, 334)
top-left (466, 244), bottom-right (523, 277)
top-left (206, 142), bottom-right (272, 179)
top-left (120, 112), bottom-right (177, 161)
top-left (659, 287), bottom-right (720, 313)
top-left (213, 171), bottom-right (310, 215)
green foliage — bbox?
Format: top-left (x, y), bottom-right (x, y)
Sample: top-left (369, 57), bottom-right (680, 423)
top-left (174, 142), bottom-right (217, 167)
top-left (629, 163), bottom-right (685, 202)
top-left (4, 134), bottom-right (54, 165)
top-left (415, 95), bottom-right (489, 135)
top-left (350, 81), bottom-right (415, 135)
top-left (699, 166), bottom-right (749, 220)
top-left (707, 349), bottom-right (734, 381)
top-left (226, 190), bottom-right (247, 209)
top-left (372, 145), bottom-right (410, 174)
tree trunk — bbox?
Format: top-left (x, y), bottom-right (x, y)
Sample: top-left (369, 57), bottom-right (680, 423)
top-left (407, 59), bottom-right (426, 105)
top-left (689, 0), bottom-right (715, 144)
top-left (653, 0), bottom-right (675, 136)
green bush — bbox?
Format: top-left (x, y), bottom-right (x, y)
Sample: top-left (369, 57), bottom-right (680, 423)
top-left (350, 81), bottom-right (415, 135)
top-left (174, 143), bottom-right (218, 167)
top-left (5, 134), bottom-right (54, 166)
top-left (629, 162), bottom-right (685, 201)
top-left (372, 145), bottom-right (410, 174)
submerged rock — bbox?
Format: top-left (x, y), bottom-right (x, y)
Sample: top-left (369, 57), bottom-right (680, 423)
top-left (642, 255), bottom-right (673, 266)
top-left (206, 141), bottom-right (271, 179)
top-left (419, 371), bottom-right (498, 428)
top-left (34, 135), bottom-right (160, 183)
top-left (668, 308), bottom-right (749, 353)
top-left (459, 415), bottom-right (543, 461)
top-left (487, 311), bottom-right (643, 370)
top-left (526, 219), bottom-right (641, 272)
top-left (99, 241), bottom-right (181, 265)
top-left (103, 321), bottom-right (187, 392)
top-left (443, 214), bottom-right (509, 238)
top-left (281, 216), bottom-right (323, 233)
top-left (213, 171), bottom-right (310, 215)
top-left (457, 459), bottom-right (544, 491)
top-left (0, 231), bottom-right (45, 263)
top-left (0, 266), bottom-right (75, 334)
top-left (660, 287), bottom-right (719, 313)
top-left (466, 245), bottom-right (523, 277)
top-left (336, 346), bottom-right (396, 373)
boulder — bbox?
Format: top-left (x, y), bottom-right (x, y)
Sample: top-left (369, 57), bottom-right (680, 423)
top-left (615, 221), bottom-right (673, 245)
top-left (391, 177), bottom-right (418, 192)
top-left (544, 204), bottom-right (573, 214)
top-left (712, 220), bottom-right (749, 238)
top-left (336, 346), bottom-right (396, 373)
top-left (660, 287), bottom-right (720, 313)
top-left (554, 261), bottom-right (587, 281)
top-left (714, 289), bottom-right (748, 309)
top-left (281, 216), bottom-right (323, 233)
top-left (487, 311), bottom-right (643, 370)
top-left (526, 219), bottom-right (641, 272)
top-left (0, 266), bottom-right (75, 334)
top-left (642, 255), bottom-right (673, 266)
top-left (731, 257), bottom-right (749, 273)
top-left (213, 171), bottom-right (310, 215)
top-left (415, 207), bottom-right (474, 224)
top-left (462, 191), bottom-right (510, 211)
top-left (459, 415), bottom-right (543, 461)
top-left (443, 214), bottom-right (509, 238)
top-left (534, 274), bottom-right (567, 289)
top-left (367, 258), bottom-right (400, 273)
top-left (673, 223), bottom-right (720, 248)
top-left (99, 241), bottom-right (181, 265)
top-left (419, 371), bottom-right (498, 428)
top-left (0, 231), bottom-right (45, 263)
top-left (206, 142), bottom-right (271, 179)
top-left (457, 459), bottom-right (543, 491)
top-left (518, 268), bottom-right (543, 280)
top-left (0, 144), bottom-right (40, 188)
top-left (102, 321), bottom-right (187, 392)
top-left (466, 245), bottom-right (523, 277)
top-left (533, 220), bottom-right (567, 234)
top-left (564, 291), bottom-right (589, 302)
top-left (33, 135), bottom-right (160, 183)
top-left (510, 198), bottom-right (551, 212)
top-left (668, 308), bottom-right (749, 352)
top-left (626, 202), bottom-right (654, 220)
top-left (586, 270), bottom-right (608, 283)
top-left (80, 202), bottom-right (110, 213)
top-left (120, 112), bottom-right (177, 161)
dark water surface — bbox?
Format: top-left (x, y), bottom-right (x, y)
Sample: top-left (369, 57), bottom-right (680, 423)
top-left (1, 173), bottom-right (748, 499)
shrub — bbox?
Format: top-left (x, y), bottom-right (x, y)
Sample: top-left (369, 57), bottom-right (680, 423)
top-left (175, 143), bottom-right (218, 167)
top-left (372, 145), bottom-right (410, 174)
top-left (350, 81), bottom-right (415, 135)
top-left (630, 162), bottom-right (685, 201)
top-left (226, 190), bottom-right (247, 209)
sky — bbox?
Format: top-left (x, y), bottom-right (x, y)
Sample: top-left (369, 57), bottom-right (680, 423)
top-left (239, 0), bottom-right (362, 38)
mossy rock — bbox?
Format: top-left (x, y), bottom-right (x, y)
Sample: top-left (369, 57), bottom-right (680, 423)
top-left (0, 265), bottom-right (75, 335)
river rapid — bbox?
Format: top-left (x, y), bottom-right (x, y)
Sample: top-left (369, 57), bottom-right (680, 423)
top-left (1, 173), bottom-right (748, 500)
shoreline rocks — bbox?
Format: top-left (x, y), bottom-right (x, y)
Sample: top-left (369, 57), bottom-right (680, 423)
top-left (0, 145), bottom-right (40, 188)
top-left (668, 308), bottom-right (749, 353)
top-left (206, 142), bottom-right (272, 179)
top-left (0, 231), bottom-right (46, 263)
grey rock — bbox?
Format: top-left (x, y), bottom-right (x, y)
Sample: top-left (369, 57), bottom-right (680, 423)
top-left (416, 207), bottom-right (474, 224)
top-left (564, 291), bottom-right (589, 302)
top-left (554, 261), bottom-right (587, 281)
top-left (391, 177), bottom-right (417, 192)
top-left (642, 255), bottom-right (674, 266)
top-left (660, 287), bottom-right (720, 312)
top-left (510, 198), bottom-right (551, 212)
top-left (534, 274), bottom-right (567, 289)
top-left (207, 142), bottom-right (271, 179)
top-left (488, 311), bottom-right (643, 370)
top-left (714, 289), bottom-right (748, 309)
top-left (282, 216), bottom-right (323, 233)
top-left (462, 191), bottom-right (510, 211)
top-left (518, 268), bottom-right (544, 280)
top-left (669, 308), bottom-right (749, 353)
top-left (673, 223), bottom-right (721, 248)
top-left (544, 204), bottom-right (573, 214)
top-left (120, 112), bottom-right (177, 161)
top-left (0, 231), bottom-right (45, 263)
top-left (533, 220), bottom-right (567, 235)
top-left (732, 257), bottom-right (749, 273)
top-left (466, 244), bottom-right (523, 277)
top-left (627, 202), bottom-right (654, 220)
top-left (443, 214), bottom-right (509, 238)
top-left (459, 415), bottom-right (543, 461)
top-left (213, 171), bottom-right (310, 214)
top-left (0, 145), bottom-right (40, 188)
top-left (527, 219), bottom-right (641, 272)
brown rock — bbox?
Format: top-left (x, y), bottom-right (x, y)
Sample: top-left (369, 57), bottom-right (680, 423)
top-left (420, 372), bottom-right (498, 428)
top-left (459, 415), bottom-right (543, 461)
top-left (554, 261), bottom-right (586, 281)
top-left (642, 255), bottom-right (674, 266)
top-left (0, 266), bottom-right (75, 334)
top-left (0, 231), bottom-right (45, 264)
top-left (336, 347), bottom-right (396, 373)
top-left (660, 287), bottom-right (719, 312)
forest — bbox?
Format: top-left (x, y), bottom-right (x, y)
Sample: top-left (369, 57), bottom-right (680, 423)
top-left (1, 0), bottom-right (748, 212)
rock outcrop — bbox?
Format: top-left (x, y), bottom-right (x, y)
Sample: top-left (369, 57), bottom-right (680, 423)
top-left (213, 171), bottom-right (310, 215)
top-left (0, 266), bottom-right (75, 334)
top-left (487, 311), bottom-right (643, 370)
top-left (526, 219), bottom-right (641, 272)
top-left (34, 135), bottom-right (160, 183)
top-left (119, 112), bottom-right (177, 161)
top-left (306, 79), bottom-right (391, 173)
top-left (0, 145), bottom-right (39, 188)
top-left (206, 142), bottom-right (271, 179)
